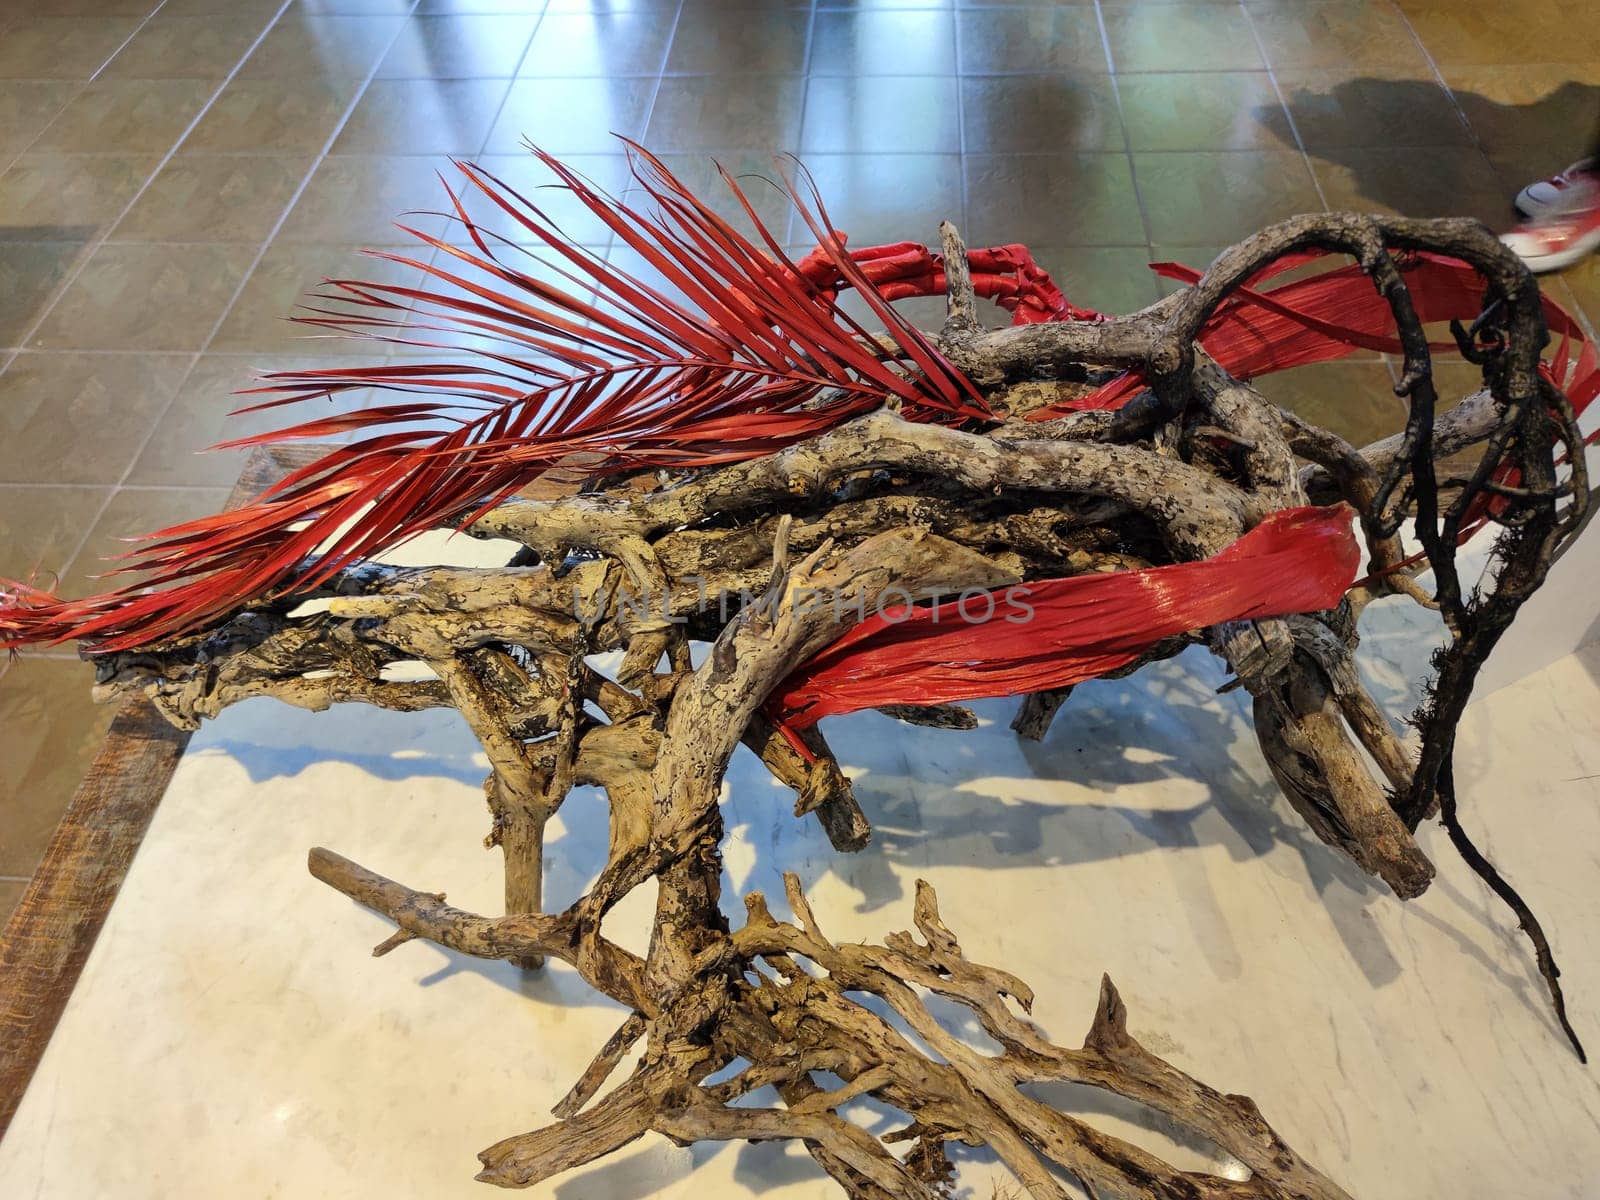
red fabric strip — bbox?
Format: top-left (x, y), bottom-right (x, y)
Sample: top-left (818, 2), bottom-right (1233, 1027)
top-left (768, 503), bottom-right (1360, 728)
top-left (1036, 251), bottom-right (1599, 418)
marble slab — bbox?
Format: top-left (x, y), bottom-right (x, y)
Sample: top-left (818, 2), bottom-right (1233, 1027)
top-left (3, 531), bottom-right (1600, 1198)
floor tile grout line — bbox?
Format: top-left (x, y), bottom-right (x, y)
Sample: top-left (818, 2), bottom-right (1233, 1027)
top-left (951, 1), bottom-right (969, 239)
top-left (640, 0), bottom-right (687, 145)
top-left (615, 0), bottom-right (684, 264)
top-left (403, 0), bottom-right (626, 360)
top-left (0, 78), bottom-right (92, 181)
top-left (95, 1), bottom-right (433, 510)
top-left (0, 60), bottom-right (100, 372)
top-left (1235, 0), bottom-right (1328, 212)
top-left (85, 0), bottom-right (170, 86)
top-left (466, 3), bottom-right (549, 165)
top-left (399, 0), bottom-right (594, 316)
top-left (16, 0), bottom-right (304, 590)
top-left (1381, 0), bottom-right (1515, 194)
top-left (42, 2), bottom-right (423, 591)
top-left (5, 145), bottom-right (1426, 164)
top-left (782, 0), bottom-right (821, 245)
top-left (3, 0), bottom-right (205, 196)
top-left (3, 0), bottom-right (298, 364)
top-left (1094, 0), bottom-right (1157, 287)
top-left (556, 0), bottom-right (685, 273)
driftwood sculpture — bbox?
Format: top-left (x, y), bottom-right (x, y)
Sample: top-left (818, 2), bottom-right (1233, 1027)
top-left (4, 146), bottom-right (1595, 1196)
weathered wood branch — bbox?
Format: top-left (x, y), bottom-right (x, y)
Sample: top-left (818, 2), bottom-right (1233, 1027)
top-left (62, 212), bottom-right (1596, 1190)
top-left (451, 875), bottom-right (1355, 1198)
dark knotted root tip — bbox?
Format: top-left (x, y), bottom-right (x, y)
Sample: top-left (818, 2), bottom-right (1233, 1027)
top-left (1441, 783), bottom-right (1587, 1063)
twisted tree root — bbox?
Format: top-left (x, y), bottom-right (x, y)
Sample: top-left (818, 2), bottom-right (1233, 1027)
top-left (70, 213), bottom-right (1597, 1191)
top-left (314, 846), bottom-right (1352, 1199)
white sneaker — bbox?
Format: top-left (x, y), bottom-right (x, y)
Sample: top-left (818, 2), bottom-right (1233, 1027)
top-left (1500, 173), bottom-right (1600, 273)
top-left (1515, 159), bottom-right (1597, 217)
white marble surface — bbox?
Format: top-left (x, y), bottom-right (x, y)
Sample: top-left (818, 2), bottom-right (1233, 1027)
top-left (4, 558), bottom-right (1600, 1197)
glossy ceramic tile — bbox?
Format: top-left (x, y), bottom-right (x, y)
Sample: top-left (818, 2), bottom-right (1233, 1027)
top-left (960, 74), bottom-right (1123, 152)
top-left (810, 9), bottom-right (956, 77)
top-left (278, 155), bottom-right (458, 242)
top-left (377, 13), bottom-right (541, 78)
top-left (237, 13), bottom-right (408, 79)
top-left (448, 153), bottom-right (633, 244)
top-left (955, 6), bottom-right (1108, 74)
top-left (1274, 69), bottom-right (1470, 150)
top-left (664, 6), bottom-right (810, 75)
top-left (1560, 258), bottom-right (1600, 340)
top-left (29, 79), bottom-right (216, 154)
top-left (210, 242), bottom-right (430, 355)
top-left (126, 355), bottom-right (374, 488)
top-left (965, 152), bottom-right (1146, 246)
top-left (55, 485), bottom-right (233, 603)
top-left (1250, 359), bottom-right (1404, 448)
top-left (0, 82), bottom-right (84, 156)
top-left (99, 13), bottom-right (273, 78)
top-left (0, 243), bottom-right (87, 346)
top-left (1437, 65), bottom-right (1600, 165)
top-left (0, 155), bottom-right (158, 241)
top-left (518, 11), bottom-right (673, 78)
top-left (29, 242), bottom-right (256, 351)
top-left (156, 0), bottom-right (285, 14)
top-left (485, 75), bottom-right (654, 153)
top-left (331, 76), bottom-right (510, 154)
top-left (651, 75), bottom-right (805, 151)
top-left (112, 155), bottom-right (312, 242)
top-left (1133, 149), bottom-right (1323, 244)
top-left (179, 76), bottom-right (363, 155)
top-left (0, 657), bottom-right (117, 878)
top-left (0, 484), bottom-right (111, 585)
top-left (1115, 71), bottom-right (1289, 152)
top-left (0, 353), bottom-right (189, 484)
top-left (783, 152), bottom-right (960, 245)
top-left (1396, 0), bottom-right (1600, 67)
top-left (0, 0), bottom-right (161, 14)
top-left (1245, 1), bottom-right (1432, 72)
top-left (1019, 244), bottom-right (1165, 316)
top-left (802, 75), bottom-right (957, 153)
top-left (644, 150), bottom-right (795, 241)
top-left (157, 0), bottom-right (283, 12)
top-left (1310, 145), bottom-right (1511, 226)
top-left (1103, 3), bottom-right (1264, 73)
top-left (0, 17), bottom-right (141, 79)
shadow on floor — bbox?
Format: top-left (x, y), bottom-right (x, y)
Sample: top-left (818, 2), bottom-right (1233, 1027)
top-left (182, 631), bottom-right (1575, 1196)
top-left (0, 225), bottom-right (95, 346)
top-left (1259, 78), bottom-right (1600, 220)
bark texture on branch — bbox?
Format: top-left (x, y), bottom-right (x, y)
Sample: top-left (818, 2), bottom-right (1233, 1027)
top-left (77, 212), bottom-right (1595, 1189)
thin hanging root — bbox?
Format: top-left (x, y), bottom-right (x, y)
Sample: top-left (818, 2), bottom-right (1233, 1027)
top-left (1438, 762), bottom-right (1586, 1062)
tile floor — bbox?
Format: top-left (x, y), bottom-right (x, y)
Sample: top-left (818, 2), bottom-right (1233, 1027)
top-left (1, 0), bottom-right (1599, 915)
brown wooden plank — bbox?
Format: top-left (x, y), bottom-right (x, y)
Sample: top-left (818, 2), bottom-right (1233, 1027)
top-left (0, 444), bottom-right (336, 1135)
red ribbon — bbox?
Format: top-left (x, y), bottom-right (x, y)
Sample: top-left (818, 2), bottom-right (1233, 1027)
top-left (770, 504), bottom-right (1360, 732)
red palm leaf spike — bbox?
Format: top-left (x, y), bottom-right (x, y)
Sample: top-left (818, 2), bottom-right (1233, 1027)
top-left (2, 145), bottom-right (988, 652)
top-left (777, 160), bottom-right (986, 421)
top-left (577, 149), bottom-right (958, 410)
top-left (610, 145), bottom-right (984, 421)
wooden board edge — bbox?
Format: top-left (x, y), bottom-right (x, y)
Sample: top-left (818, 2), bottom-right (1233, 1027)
top-left (0, 443), bottom-right (338, 1133)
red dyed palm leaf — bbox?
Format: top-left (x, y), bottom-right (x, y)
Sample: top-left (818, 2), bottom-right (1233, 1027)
top-left (1, 145), bottom-right (987, 652)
